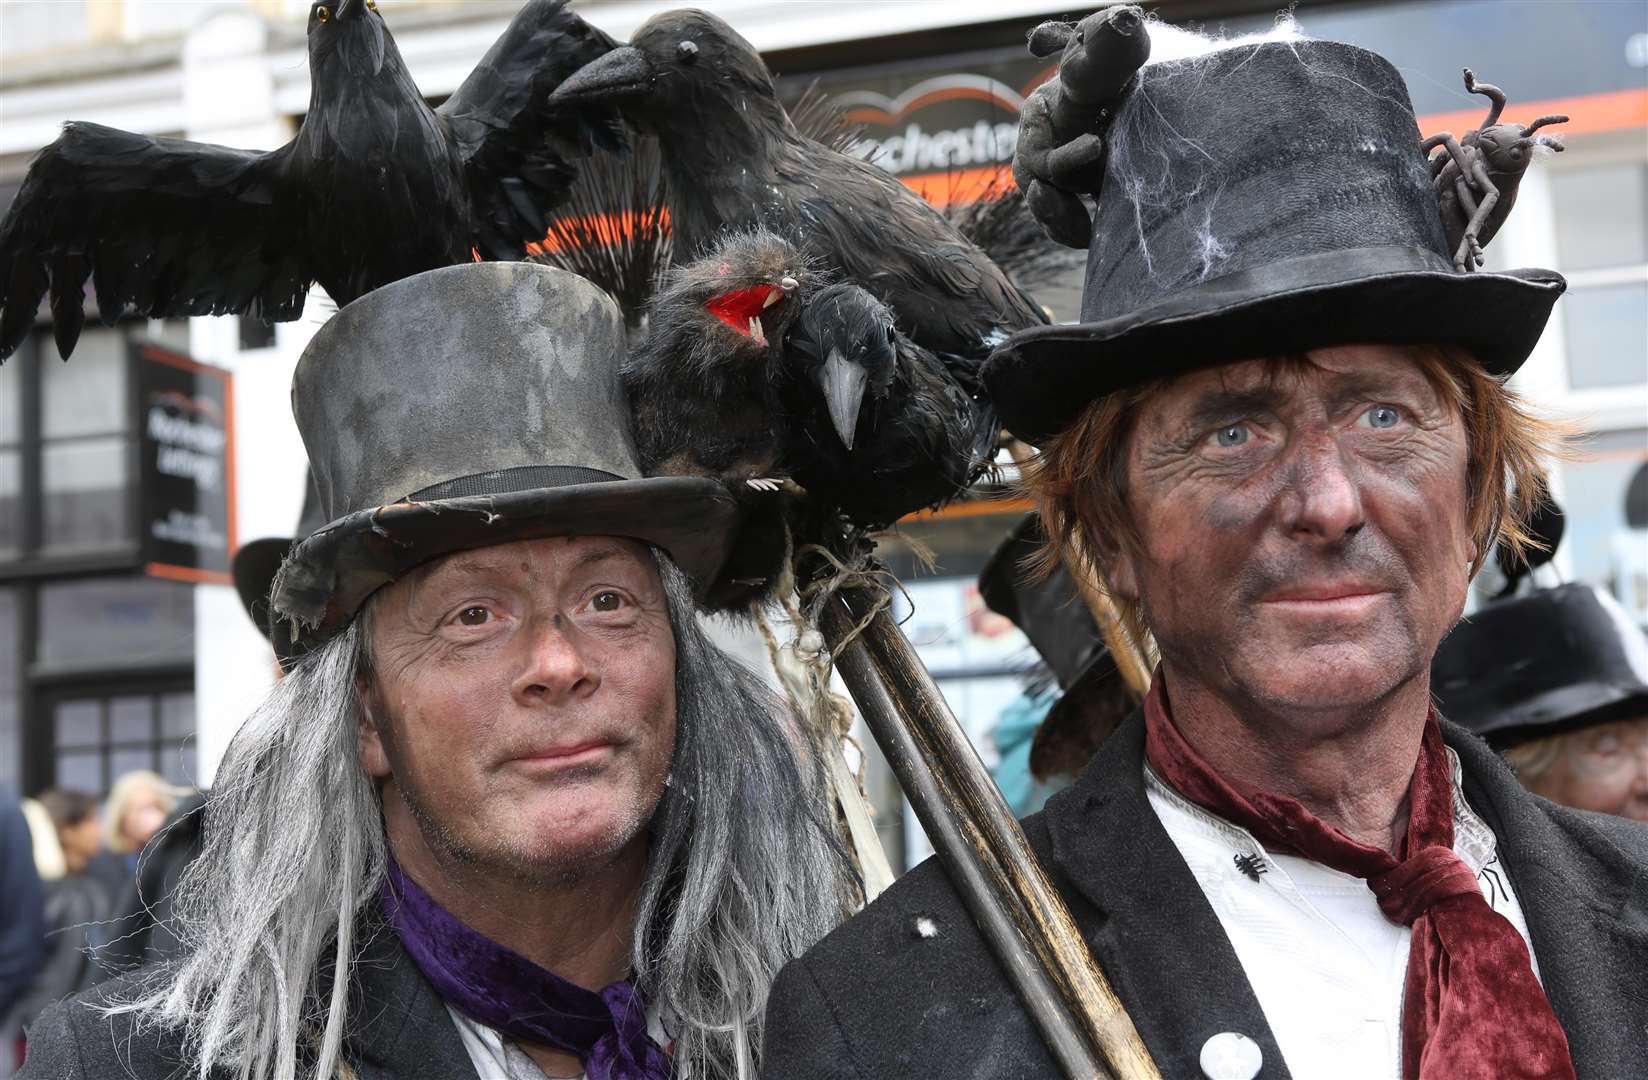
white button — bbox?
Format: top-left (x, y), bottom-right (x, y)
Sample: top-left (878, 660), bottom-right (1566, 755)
top-left (1200, 1031), bottom-right (1263, 1080)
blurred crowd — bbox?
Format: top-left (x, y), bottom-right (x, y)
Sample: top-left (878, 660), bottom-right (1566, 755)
top-left (0, 771), bottom-right (205, 1077)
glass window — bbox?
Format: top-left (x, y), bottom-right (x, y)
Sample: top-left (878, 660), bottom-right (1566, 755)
top-left (108, 695), bottom-right (153, 745)
top-left (0, 355), bottom-right (19, 443)
top-left (54, 700), bottom-right (102, 749)
top-left (37, 576), bottom-right (194, 670)
top-left (0, 448), bottom-right (19, 555)
top-left (1552, 163), bottom-right (1648, 272)
top-left (54, 750), bottom-right (102, 793)
top-left (42, 437), bottom-right (130, 550)
top-left (161, 741), bottom-right (197, 788)
top-left (1563, 282), bottom-right (1648, 390)
top-left (0, 588), bottom-right (16, 791)
top-left (160, 691), bottom-right (194, 739)
top-left (42, 327), bottom-right (126, 438)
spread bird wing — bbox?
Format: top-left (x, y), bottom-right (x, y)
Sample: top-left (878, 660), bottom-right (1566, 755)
top-left (785, 149), bottom-right (1046, 357)
top-left (437, 0), bottom-right (626, 260)
top-left (0, 122), bottom-right (305, 361)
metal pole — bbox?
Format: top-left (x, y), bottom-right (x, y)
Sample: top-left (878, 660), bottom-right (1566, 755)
top-left (820, 585), bottom-right (1160, 1080)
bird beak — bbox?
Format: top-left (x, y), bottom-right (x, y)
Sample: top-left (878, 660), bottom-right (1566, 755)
top-left (817, 348), bottom-right (869, 451)
top-left (551, 47), bottom-right (654, 106)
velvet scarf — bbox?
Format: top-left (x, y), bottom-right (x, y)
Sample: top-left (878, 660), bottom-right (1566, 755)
top-left (1141, 676), bottom-right (1575, 1080)
top-left (380, 857), bottom-right (672, 1080)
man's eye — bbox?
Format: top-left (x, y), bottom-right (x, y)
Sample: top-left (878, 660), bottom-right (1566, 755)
top-left (1360, 405), bottom-right (1402, 429)
top-left (456, 606), bottom-right (491, 626)
top-left (590, 591), bottom-right (626, 613)
top-left (1212, 424), bottom-right (1250, 448)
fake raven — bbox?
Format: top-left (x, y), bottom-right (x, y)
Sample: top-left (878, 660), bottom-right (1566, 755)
top-left (0, 0), bottom-right (618, 361)
top-left (785, 282), bottom-right (996, 529)
top-left (551, 8), bottom-right (1046, 386)
top-left (622, 230), bottom-right (814, 489)
top-left (625, 230), bottom-right (996, 606)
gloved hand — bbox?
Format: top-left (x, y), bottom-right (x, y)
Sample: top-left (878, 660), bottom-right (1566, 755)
top-left (1013, 6), bottom-right (1151, 248)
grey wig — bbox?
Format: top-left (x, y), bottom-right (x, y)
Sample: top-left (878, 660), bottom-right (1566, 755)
top-left (112, 555), bottom-right (855, 1080)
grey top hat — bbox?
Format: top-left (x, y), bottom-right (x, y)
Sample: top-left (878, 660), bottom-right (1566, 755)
top-left (271, 262), bottom-right (737, 646)
top-left (986, 38), bottom-right (1566, 445)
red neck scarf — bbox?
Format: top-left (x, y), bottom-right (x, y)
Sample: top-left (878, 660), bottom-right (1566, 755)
top-left (1141, 676), bottom-right (1575, 1080)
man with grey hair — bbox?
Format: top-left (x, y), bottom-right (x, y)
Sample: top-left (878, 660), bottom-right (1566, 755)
top-left (21, 262), bottom-right (855, 1080)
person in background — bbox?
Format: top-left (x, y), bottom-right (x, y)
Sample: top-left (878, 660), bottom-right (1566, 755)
top-left (0, 791), bottom-right (46, 1078)
top-left (85, 771), bottom-right (179, 906)
top-left (1433, 582), bottom-right (1648, 823)
top-left (93, 791), bottom-right (209, 978)
top-left (979, 516), bottom-right (1135, 816)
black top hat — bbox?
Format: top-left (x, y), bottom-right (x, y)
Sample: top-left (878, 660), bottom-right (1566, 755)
top-left (978, 516), bottom-right (1126, 777)
top-left (231, 470), bottom-right (326, 643)
top-left (1432, 583), bottom-right (1648, 748)
top-left (985, 39), bottom-right (1566, 445)
top-left (271, 262), bottom-right (738, 646)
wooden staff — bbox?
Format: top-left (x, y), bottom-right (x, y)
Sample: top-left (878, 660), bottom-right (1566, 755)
top-left (820, 584), bottom-right (1160, 1080)
top-left (1004, 438), bottom-right (1154, 697)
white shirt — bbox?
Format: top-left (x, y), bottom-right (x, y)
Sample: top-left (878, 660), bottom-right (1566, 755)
top-left (447, 1003), bottom-right (673, 1080)
top-left (1145, 748), bottom-right (1539, 1080)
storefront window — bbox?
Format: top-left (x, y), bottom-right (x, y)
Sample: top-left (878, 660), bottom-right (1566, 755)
top-left (36, 575), bottom-right (194, 670)
top-left (1552, 162), bottom-right (1648, 393)
top-left (39, 327), bottom-right (133, 552)
top-left (0, 360), bottom-right (18, 556)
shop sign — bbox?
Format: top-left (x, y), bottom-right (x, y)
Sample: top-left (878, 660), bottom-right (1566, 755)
top-left (133, 342), bottom-right (237, 584)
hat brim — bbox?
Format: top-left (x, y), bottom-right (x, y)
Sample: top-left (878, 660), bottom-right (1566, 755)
top-left (1470, 685), bottom-right (1648, 750)
top-left (271, 476), bottom-right (739, 650)
top-left (988, 247), bottom-right (1566, 445)
top-left (232, 536), bottom-right (296, 643)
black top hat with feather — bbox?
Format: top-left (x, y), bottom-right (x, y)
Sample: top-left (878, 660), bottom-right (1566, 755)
top-left (986, 17), bottom-right (1566, 445)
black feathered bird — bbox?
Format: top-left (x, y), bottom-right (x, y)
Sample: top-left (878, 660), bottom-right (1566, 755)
top-left (622, 230), bottom-right (813, 489)
top-left (625, 230), bottom-right (996, 606)
top-left (551, 8), bottom-right (1046, 392)
top-left (785, 282), bottom-right (996, 529)
top-left (0, 0), bottom-right (618, 361)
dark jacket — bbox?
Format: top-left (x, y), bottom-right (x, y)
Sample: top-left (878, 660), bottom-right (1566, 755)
top-left (6, 874), bottom-right (112, 1034)
top-left (0, 791), bottom-right (45, 1022)
top-left (94, 792), bottom-right (208, 979)
top-left (18, 911), bottom-right (479, 1079)
top-left (761, 714), bottom-right (1648, 1079)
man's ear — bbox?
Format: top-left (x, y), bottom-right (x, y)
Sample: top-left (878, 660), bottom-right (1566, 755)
top-left (1102, 545), bottom-right (1141, 606)
top-left (356, 673), bottom-right (392, 779)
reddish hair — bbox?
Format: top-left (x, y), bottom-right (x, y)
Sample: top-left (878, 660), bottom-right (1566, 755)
top-left (1021, 345), bottom-right (1568, 649)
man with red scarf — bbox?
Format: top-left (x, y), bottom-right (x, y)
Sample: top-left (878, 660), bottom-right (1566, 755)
top-left (761, 10), bottom-right (1647, 1080)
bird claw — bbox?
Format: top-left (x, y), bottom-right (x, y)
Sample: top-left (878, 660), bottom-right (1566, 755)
top-left (746, 477), bottom-right (783, 492)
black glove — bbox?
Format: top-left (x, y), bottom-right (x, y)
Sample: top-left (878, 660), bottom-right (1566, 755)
top-left (1013, 6), bottom-right (1151, 248)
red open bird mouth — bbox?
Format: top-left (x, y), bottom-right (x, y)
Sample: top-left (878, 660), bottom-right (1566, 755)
top-left (705, 284), bottom-right (785, 345)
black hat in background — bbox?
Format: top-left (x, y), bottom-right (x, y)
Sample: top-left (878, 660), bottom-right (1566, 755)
top-left (231, 472), bottom-right (326, 643)
top-left (985, 37), bottom-right (1565, 445)
top-left (1432, 583), bottom-right (1648, 749)
top-left (271, 262), bottom-right (739, 651)
top-left (978, 515), bottom-right (1129, 779)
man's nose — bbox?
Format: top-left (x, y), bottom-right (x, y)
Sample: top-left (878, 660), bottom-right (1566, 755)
top-left (1281, 436), bottom-right (1366, 545)
top-left (513, 615), bottom-right (598, 704)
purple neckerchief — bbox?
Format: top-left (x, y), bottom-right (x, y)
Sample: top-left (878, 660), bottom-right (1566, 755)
top-left (380, 856), bottom-right (672, 1080)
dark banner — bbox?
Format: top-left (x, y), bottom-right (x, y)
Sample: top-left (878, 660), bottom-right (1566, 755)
top-left (133, 342), bottom-right (236, 584)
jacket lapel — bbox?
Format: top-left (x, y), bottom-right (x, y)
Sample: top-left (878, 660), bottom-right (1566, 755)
top-left (1043, 712), bottom-right (1293, 1079)
top-left (345, 915), bottom-right (480, 1080)
top-left (1444, 723), bottom-right (1648, 1079)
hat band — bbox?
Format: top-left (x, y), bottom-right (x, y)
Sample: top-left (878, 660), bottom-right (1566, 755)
top-left (408, 465), bottom-right (623, 501)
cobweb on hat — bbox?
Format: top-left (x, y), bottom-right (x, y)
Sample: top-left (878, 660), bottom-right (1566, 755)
top-left (1106, 14), bottom-right (1304, 279)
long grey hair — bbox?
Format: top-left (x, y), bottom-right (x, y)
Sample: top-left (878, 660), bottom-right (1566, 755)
top-left (112, 555), bottom-right (856, 1080)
